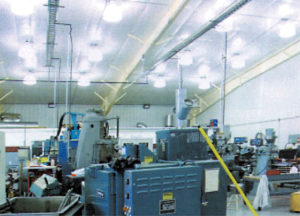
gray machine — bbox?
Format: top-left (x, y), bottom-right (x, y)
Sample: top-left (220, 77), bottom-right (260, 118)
top-left (75, 110), bottom-right (119, 169)
top-left (156, 128), bottom-right (210, 161)
top-left (84, 160), bottom-right (227, 216)
top-left (254, 128), bottom-right (278, 176)
top-left (30, 174), bottom-right (61, 197)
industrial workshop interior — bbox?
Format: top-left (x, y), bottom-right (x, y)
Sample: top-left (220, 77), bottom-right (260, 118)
top-left (3, 0), bottom-right (300, 215)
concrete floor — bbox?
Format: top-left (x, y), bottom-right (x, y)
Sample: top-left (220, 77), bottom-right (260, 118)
top-left (226, 195), bottom-right (300, 216)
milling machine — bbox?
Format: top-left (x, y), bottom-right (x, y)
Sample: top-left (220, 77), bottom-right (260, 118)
top-left (75, 109), bottom-right (120, 169)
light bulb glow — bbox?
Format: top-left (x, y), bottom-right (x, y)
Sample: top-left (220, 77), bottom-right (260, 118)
top-left (155, 63), bottom-right (167, 72)
top-left (231, 37), bottom-right (245, 52)
top-left (153, 79), bottom-right (166, 88)
top-left (231, 54), bottom-right (245, 69)
top-left (21, 19), bottom-right (34, 36)
top-left (178, 52), bottom-right (193, 66)
top-left (88, 46), bottom-right (103, 62)
top-left (11, 0), bottom-right (35, 16)
top-left (278, 4), bottom-right (293, 17)
top-left (198, 64), bottom-right (210, 75)
top-left (215, 0), bottom-right (231, 9)
top-left (179, 33), bottom-right (190, 40)
top-left (18, 42), bottom-right (35, 59)
top-left (279, 22), bottom-right (296, 38)
top-left (103, 3), bottom-right (123, 23)
top-left (24, 55), bottom-right (37, 69)
top-left (78, 76), bottom-right (90, 87)
top-left (79, 59), bottom-right (91, 72)
top-left (198, 78), bottom-right (210, 90)
top-left (23, 74), bottom-right (36, 85)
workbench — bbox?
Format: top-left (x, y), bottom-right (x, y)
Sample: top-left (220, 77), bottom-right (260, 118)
top-left (244, 173), bottom-right (300, 196)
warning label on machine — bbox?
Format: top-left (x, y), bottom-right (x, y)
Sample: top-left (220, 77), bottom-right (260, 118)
top-left (160, 199), bottom-right (176, 214)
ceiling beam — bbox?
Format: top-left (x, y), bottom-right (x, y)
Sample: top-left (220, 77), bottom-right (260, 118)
top-left (0, 90), bottom-right (13, 102)
top-left (190, 36), bottom-right (300, 122)
top-left (102, 0), bottom-right (190, 115)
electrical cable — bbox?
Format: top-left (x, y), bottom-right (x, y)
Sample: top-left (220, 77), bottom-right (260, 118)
top-left (54, 112), bottom-right (67, 140)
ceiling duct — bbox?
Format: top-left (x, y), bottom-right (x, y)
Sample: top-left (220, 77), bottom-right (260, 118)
top-left (151, 0), bottom-right (251, 69)
top-left (46, 0), bottom-right (60, 67)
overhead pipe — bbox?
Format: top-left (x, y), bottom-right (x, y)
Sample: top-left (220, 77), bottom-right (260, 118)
top-left (220, 32), bottom-right (227, 132)
top-left (51, 58), bottom-right (61, 107)
top-left (46, 0), bottom-right (60, 67)
top-left (150, 0), bottom-right (251, 70)
top-left (51, 58), bottom-right (61, 128)
top-left (0, 79), bottom-right (148, 85)
top-left (55, 23), bottom-right (73, 117)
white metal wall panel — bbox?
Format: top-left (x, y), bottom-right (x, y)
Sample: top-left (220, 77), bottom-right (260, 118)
top-left (196, 54), bottom-right (300, 149)
top-left (3, 104), bottom-right (173, 128)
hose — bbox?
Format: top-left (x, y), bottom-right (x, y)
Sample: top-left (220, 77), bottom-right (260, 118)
top-left (55, 112), bottom-right (68, 140)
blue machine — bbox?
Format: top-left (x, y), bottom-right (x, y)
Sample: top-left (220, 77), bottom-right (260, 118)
top-left (250, 138), bottom-right (263, 146)
top-left (123, 143), bottom-right (156, 163)
top-left (56, 112), bottom-right (85, 177)
top-left (156, 129), bottom-right (209, 161)
top-left (84, 160), bottom-right (227, 216)
top-left (84, 128), bottom-right (228, 215)
top-left (234, 137), bottom-right (248, 144)
top-left (254, 128), bottom-right (277, 176)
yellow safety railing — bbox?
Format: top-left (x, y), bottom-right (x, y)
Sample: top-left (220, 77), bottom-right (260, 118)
top-left (199, 127), bottom-right (258, 216)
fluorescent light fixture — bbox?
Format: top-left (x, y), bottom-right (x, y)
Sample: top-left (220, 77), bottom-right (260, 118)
top-left (279, 22), bottom-right (296, 38)
top-left (278, 4), bottom-right (293, 17)
top-left (231, 53), bottom-right (245, 69)
top-left (78, 76), bottom-right (90, 87)
top-left (10, 0), bottom-right (35, 16)
top-left (198, 78), bottom-right (210, 90)
top-left (178, 52), bottom-right (193, 66)
top-left (155, 63), bottom-right (167, 72)
top-left (23, 74), bottom-right (36, 85)
top-left (153, 79), bottom-right (166, 88)
top-left (103, 2), bottom-right (123, 23)
top-left (198, 64), bottom-right (210, 75)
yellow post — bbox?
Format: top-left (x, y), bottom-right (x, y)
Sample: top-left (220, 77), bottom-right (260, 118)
top-left (199, 127), bottom-right (258, 216)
